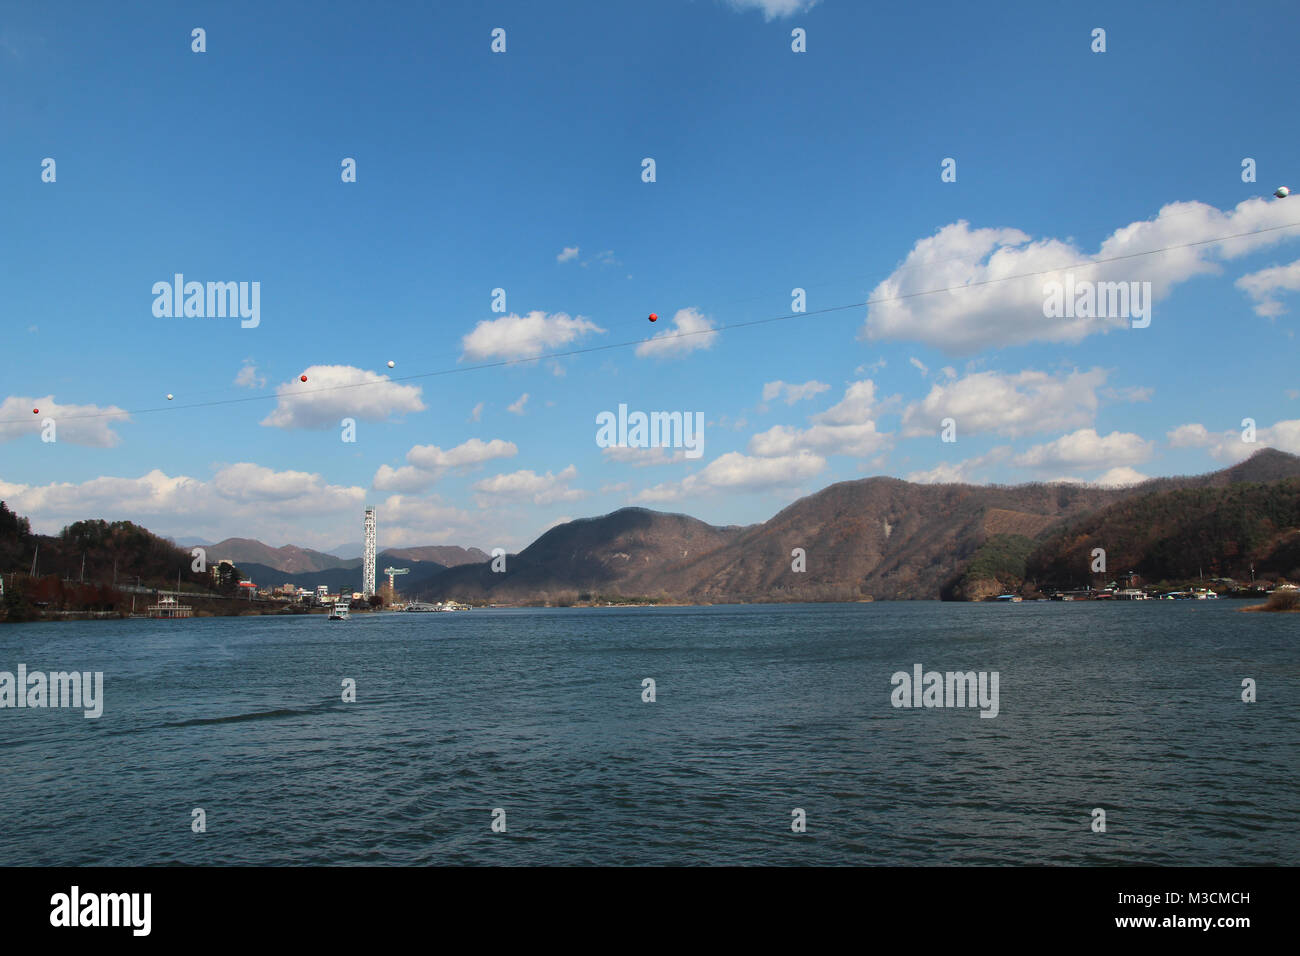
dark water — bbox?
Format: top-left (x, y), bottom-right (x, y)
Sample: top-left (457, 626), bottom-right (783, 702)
top-left (0, 602), bottom-right (1295, 865)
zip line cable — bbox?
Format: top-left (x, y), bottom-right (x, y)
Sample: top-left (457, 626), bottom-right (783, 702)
top-left (5, 217), bottom-right (1299, 426)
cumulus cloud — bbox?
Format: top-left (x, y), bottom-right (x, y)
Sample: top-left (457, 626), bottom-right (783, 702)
top-left (0, 464), bottom-right (366, 536)
top-left (1236, 259), bottom-right (1300, 317)
top-left (1013, 428), bottom-right (1154, 472)
top-left (901, 368), bottom-right (1108, 438)
top-left (1093, 466), bottom-right (1149, 487)
top-left (376, 494), bottom-right (480, 547)
top-left (863, 197), bottom-right (1300, 354)
top-left (260, 366), bottom-right (425, 430)
top-left (473, 465), bottom-right (585, 506)
top-left (1168, 419), bottom-right (1300, 462)
top-left (635, 307), bottom-right (719, 359)
top-left (507, 393), bottom-right (529, 415)
top-left (0, 396), bottom-right (129, 447)
top-left (633, 450), bottom-right (826, 502)
top-left (374, 438), bottom-right (518, 492)
top-left (461, 311), bottom-right (605, 362)
top-left (750, 380), bottom-right (892, 458)
top-left (761, 380), bottom-right (830, 405)
top-left (556, 246), bottom-right (580, 263)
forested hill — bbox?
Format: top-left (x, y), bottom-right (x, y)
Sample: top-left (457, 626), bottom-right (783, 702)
top-left (1025, 477), bottom-right (1300, 589)
top-left (0, 503), bottom-right (219, 592)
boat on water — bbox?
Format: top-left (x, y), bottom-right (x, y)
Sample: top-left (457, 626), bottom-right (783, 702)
top-left (995, 594), bottom-right (1023, 602)
top-left (404, 600), bottom-right (470, 612)
top-left (328, 603), bottom-right (350, 621)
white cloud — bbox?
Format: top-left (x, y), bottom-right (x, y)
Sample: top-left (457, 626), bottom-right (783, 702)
top-left (1093, 466), bottom-right (1149, 487)
top-left (412, 438), bottom-right (517, 471)
top-left (901, 368), bottom-right (1108, 438)
top-left (905, 447), bottom-right (1012, 485)
top-left (234, 359), bottom-right (266, 389)
top-left (0, 464), bottom-right (366, 536)
top-left (1236, 259), bottom-right (1300, 317)
top-left (209, 463), bottom-right (363, 511)
top-left (0, 396), bottom-right (129, 447)
top-left (260, 366), bottom-right (425, 430)
top-left (725, 0), bottom-right (821, 19)
top-left (750, 380), bottom-right (893, 458)
top-left (864, 197), bottom-right (1300, 354)
top-left (374, 438), bottom-right (518, 492)
top-left (1013, 428), bottom-right (1154, 471)
top-left (909, 357), bottom-right (929, 376)
top-left (556, 246), bottom-right (580, 263)
top-left (468, 402), bottom-right (484, 423)
top-left (761, 380), bottom-right (831, 405)
top-left (635, 307), bottom-right (719, 359)
top-left (473, 465), bottom-right (585, 506)
top-left (461, 311), bottom-right (605, 362)
top-left (507, 393), bottom-right (529, 415)
top-left (377, 494), bottom-right (480, 547)
top-left (633, 450), bottom-right (826, 502)
top-left (1167, 419), bottom-right (1300, 462)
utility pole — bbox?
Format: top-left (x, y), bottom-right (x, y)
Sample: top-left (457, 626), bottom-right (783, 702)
top-left (30, 544), bottom-right (38, 578)
top-left (81, 552), bottom-right (86, 584)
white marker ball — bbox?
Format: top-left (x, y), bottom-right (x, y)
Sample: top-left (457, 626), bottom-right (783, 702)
top-left (387, 361), bottom-right (395, 368)
top-left (166, 393), bottom-right (174, 401)
top-left (1275, 186), bottom-right (1291, 199)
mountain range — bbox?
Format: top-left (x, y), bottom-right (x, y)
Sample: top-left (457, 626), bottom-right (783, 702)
top-left (9, 449), bottom-right (1300, 606)
top-left (412, 448), bottom-right (1300, 603)
top-left (200, 538), bottom-right (489, 575)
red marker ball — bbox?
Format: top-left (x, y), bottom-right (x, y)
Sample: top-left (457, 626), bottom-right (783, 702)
top-left (648, 313), bottom-right (658, 322)
top-left (300, 374), bottom-right (308, 382)
top-left (32, 408), bottom-right (39, 415)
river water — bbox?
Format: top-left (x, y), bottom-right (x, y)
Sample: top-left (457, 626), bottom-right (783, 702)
top-left (0, 602), bottom-right (1295, 865)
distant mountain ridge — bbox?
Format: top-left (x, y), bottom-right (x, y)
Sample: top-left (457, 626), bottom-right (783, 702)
top-left (205, 538), bottom-right (487, 575)
top-left (413, 449), bottom-right (1300, 603)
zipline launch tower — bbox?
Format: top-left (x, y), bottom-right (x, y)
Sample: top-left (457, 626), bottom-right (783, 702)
top-left (362, 506), bottom-right (377, 598)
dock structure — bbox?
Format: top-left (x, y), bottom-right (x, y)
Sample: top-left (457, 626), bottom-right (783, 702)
top-left (147, 596), bottom-right (193, 618)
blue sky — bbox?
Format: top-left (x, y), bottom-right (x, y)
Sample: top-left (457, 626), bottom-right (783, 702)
top-left (2, 0), bottom-right (1299, 553)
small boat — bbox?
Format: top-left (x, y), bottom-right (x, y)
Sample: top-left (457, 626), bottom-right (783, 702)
top-left (995, 594), bottom-right (1023, 602)
top-left (328, 603), bottom-right (350, 621)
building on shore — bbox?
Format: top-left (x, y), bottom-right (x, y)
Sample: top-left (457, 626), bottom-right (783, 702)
top-left (147, 596), bottom-right (192, 618)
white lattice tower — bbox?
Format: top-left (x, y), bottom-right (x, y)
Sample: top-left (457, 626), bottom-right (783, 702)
top-left (363, 507), bottom-right (377, 597)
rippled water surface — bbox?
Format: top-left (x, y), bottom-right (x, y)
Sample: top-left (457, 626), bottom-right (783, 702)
top-left (1, 602), bottom-right (1295, 865)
